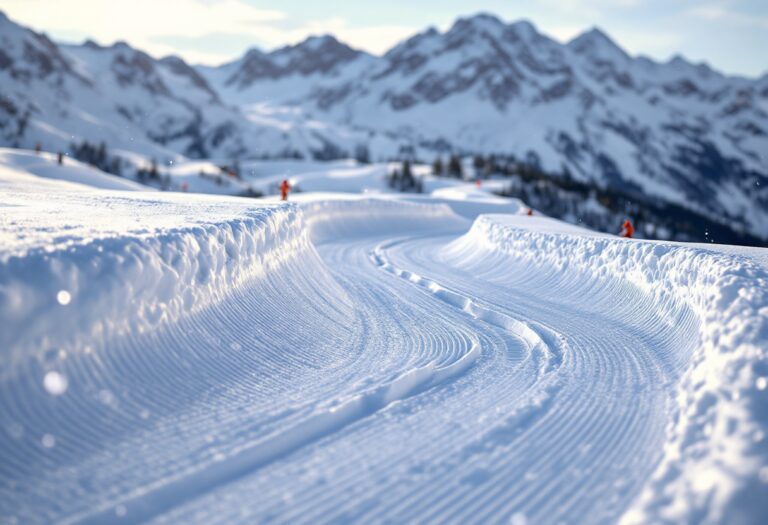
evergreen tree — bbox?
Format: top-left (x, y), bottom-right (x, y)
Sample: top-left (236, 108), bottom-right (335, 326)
top-left (432, 157), bottom-right (444, 176)
top-left (97, 142), bottom-right (107, 167)
top-left (355, 144), bottom-right (371, 164)
top-left (473, 155), bottom-right (485, 175)
top-left (448, 155), bottom-right (463, 178)
top-left (402, 159), bottom-right (415, 190)
top-left (149, 159), bottom-right (159, 180)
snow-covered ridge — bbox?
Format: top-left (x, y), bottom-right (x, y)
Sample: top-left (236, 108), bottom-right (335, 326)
top-left (446, 215), bottom-right (768, 522)
top-left (0, 199), bottom-right (344, 365)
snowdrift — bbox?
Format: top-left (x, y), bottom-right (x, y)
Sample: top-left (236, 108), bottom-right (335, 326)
top-left (445, 214), bottom-right (768, 523)
top-left (0, 186), bottom-right (360, 522)
top-left (0, 190), bottom-right (487, 524)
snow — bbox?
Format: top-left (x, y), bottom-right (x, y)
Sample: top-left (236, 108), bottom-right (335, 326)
top-left (1, 160), bottom-right (767, 524)
top-left (2, 9), bottom-right (766, 240)
top-left (0, 149), bottom-right (150, 191)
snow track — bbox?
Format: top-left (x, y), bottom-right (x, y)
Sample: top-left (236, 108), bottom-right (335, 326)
top-left (1, 191), bottom-right (767, 524)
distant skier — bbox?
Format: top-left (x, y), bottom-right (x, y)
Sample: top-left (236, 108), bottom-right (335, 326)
top-left (35, 143), bottom-right (42, 154)
top-left (57, 152), bottom-right (64, 165)
top-left (475, 179), bottom-right (481, 188)
top-left (527, 208), bottom-right (533, 216)
top-left (280, 179), bottom-right (291, 201)
top-left (619, 219), bottom-right (634, 238)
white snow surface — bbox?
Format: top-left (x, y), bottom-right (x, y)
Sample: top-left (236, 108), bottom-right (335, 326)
top-left (1, 172), bottom-right (767, 525)
top-left (0, 149), bottom-right (150, 192)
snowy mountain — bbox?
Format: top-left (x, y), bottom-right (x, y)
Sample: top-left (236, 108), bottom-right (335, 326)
top-left (0, 11), bottom-right (381, 162)
top-left (1, 10), bottom-right (767, 241)
top-left (204, 13), bottom-right (768, 240)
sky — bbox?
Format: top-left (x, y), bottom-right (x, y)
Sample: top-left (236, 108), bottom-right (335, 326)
top-left (0, 0), bottom-right (766, 77)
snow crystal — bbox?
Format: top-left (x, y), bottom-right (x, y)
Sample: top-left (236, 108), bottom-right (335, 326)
top-left (56, 290), bottom-right (71, 306)
top-left (43, 371), bottom-right (68, 396)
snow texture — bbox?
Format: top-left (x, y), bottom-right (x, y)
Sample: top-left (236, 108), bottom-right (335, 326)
top-left (1, 168), bottom-right (767, 524)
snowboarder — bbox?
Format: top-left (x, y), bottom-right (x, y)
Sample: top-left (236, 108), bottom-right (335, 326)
top-left (619, 219), bottom-right (634, 238)
top-left (280, 179), bottom-right (291, 201)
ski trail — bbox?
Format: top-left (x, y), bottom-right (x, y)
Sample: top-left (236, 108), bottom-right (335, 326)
top-left (2, 197), bottom-right (766, 524)
top-left (71, 339), bottom-right (480, 525)
top-left (369, 239), bottom-right (566, 376)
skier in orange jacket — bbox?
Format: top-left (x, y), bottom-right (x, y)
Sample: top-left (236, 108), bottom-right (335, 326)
top-left (280, 179), bottom-right (291, 201)
top-left (620, 219), bottom-right (634, 238)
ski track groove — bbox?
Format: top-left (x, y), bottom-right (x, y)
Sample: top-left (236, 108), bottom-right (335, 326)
top-left (1, 206), bottom-right (705, 525)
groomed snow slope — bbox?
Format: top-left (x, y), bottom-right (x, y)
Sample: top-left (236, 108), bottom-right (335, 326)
top-left (1, 176), bottom-right (767, 524)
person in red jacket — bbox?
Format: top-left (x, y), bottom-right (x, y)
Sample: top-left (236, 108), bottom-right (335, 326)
top-left (280, 179), bottom-right (291, 201)
top-left (620, 219), bottom-right (634, 238)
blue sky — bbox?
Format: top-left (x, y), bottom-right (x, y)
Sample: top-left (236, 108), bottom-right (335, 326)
top-left (0, 0), bottom-right (766, 77)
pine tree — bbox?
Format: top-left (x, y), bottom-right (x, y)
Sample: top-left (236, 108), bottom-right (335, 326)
top-left (432, 157), bottom-right (444, 176)
top-left (473, 155), bottom-right (485, 173)
top-left (448, 155), bottom-right (463, 178)
top-left (355, 144), bottom-right (371, 164)
top-left (149, 159), bottom-right (159, 180)
top-left (402, 159), bottom-right (415, 191)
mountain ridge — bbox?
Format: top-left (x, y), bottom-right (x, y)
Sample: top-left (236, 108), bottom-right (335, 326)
top-left (0, 9), bottom-right (766, 241)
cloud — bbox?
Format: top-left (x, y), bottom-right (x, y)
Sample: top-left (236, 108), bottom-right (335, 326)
top-left (0, 0), bottom-right (285, 40)
top-left (535, 0), bottom-right (641, 18)
top-left (685, 3), bottom-right (768, 28)
top-left (0, 0), bottom-right (418, 62)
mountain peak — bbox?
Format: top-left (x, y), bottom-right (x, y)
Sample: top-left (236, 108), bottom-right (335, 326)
top-left (507, 19), bottom-right (538, 37)
top-left (276, 33), bottom-right (360, 57)
top-left (301, 34), bottom-right (342, 51)
top-left (82, 39), bottom-right (103, 50)
top-left (465, 12), bottom-right (504, 25)
top-left (568, 26), bottom-right (629, 62)
top-left (450, 12), bottom-right (506, 35)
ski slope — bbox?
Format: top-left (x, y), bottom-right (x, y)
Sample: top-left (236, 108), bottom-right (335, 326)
top-left (1, 171), bottom-right (767, 525)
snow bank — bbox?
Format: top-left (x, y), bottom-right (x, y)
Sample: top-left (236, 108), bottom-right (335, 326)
top-left (0, 188), bottom-right (349, 366)
top-left (446, 214), bottom-right (768, 523)
top-left (0, 186), bottom-right (490, 523)
top-left (299, 196), bottom-right (466, 243)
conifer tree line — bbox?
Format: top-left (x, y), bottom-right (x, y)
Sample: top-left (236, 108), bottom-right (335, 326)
top-left (70, 140), bottom-right (123, 176)
top-left (431, 155), bottom-right (463, 178)
top-left (387, 159), bottom-right (423, 193)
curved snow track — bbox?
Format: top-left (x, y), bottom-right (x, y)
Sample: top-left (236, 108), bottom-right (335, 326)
top-left (1, 191), bottom-right (767, 525)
